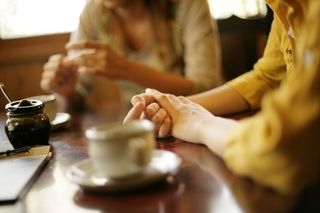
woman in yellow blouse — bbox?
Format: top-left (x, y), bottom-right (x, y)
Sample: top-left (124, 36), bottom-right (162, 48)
top-left (124, 0), bottom-right (320, 196)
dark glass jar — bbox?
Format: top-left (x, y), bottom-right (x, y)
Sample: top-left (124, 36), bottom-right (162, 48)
top-left (5, 99), bottom-right (51, 149)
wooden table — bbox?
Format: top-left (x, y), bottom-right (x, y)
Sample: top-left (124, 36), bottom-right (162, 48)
top-left (0, 103), bottom-right (317, 213)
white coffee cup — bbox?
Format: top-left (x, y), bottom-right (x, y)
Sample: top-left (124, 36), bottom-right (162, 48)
top-left (85, 120), bottom-right (155, 179)
top-left (28, 94), bottom-right (57, 122)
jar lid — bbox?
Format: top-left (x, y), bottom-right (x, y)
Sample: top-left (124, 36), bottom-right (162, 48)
top-left (5, 99), bottom-right (44, 114)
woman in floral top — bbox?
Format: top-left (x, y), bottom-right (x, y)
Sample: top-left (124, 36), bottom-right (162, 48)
top-left (40, 0), bottom-right (222, 111)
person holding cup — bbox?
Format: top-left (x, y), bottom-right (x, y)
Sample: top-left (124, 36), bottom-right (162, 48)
top-left (40, 0), bottom-right (223, 112)
top-left (124, 0), bottom-right (320, 196)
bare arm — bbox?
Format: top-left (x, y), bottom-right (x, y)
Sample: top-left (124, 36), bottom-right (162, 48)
top-left (189, 85), bottom-right (250, 116)
top-left (54, 89), bottom-right (85, 112)
top-left (143, 89), bottom-right (238, 158)
top-left (123, 59), bottom-right (194, 96)
top-left (195, 116), bottom-right (238, 158)
top-left (189, 17), bottom-right (288, 116)
top-left (66, 41), bottom-right (195, 96)
top-left (41, 1), bottom-right (100, 112)
top-left (124, 87), bottom-right (240, 141)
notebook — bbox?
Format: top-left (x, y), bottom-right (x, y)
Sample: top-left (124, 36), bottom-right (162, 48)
top-left (0, 145), bottom-right (52, 203)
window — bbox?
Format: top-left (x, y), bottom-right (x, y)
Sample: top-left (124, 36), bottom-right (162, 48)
top-left (0, 0), bottom-right (86, 39)
top-left (0, 0), bottom-right (268, 39)
top-left (208, 0), bottom-right (267, 19)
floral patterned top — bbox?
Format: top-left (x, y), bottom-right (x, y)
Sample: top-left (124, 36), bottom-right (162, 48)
top-left (71, 0), bottom-right (222, 103)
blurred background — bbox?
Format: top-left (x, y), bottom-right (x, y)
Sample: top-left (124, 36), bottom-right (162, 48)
top-left (0, 0), bottom-right (273, 109)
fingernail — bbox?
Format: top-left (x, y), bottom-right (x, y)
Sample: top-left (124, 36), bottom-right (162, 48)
top-left (65, 43), bottom-right (72, 49)
top-left (137, 101), bottom-right (145, 108)
top-left (131, 96), bottom-right (141, 105)
top-left (131, 99), bottom-right (138, 105)
top-left (145, 88), bottom-right (152, 93)
top-left (62, 57), bottom-right (72, 65)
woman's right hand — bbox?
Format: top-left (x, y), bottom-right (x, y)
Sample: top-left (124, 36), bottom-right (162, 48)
top-left (124, 93), bottom-right (172, 138)
top-left (40, 54), bottom-right (78, 97)
top-left (124, 89), bottom-right (216, 142)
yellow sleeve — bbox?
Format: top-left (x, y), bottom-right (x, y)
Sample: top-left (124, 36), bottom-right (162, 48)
top-left (224, 3), bottom-right (320, 196)
top-left (226, 16), bottom-right (288, 109)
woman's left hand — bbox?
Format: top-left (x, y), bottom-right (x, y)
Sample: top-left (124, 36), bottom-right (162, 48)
top-left (123, 95), bottom-right (172, 138)
top-left (66, 40), bottom-right (127, 79)
top-left (145, 89), bottom-right (217, 143)
top-left (125, 89), bottom-right (217, 143)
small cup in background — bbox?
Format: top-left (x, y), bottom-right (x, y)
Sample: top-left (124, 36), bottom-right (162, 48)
top-left (85, 120), bottom-right (155, 179)
top-left (28, 94), bottom-right (57, 122)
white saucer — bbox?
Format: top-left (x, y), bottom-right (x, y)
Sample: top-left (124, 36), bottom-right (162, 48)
top-left (51, 112), bottom-right (71, 131)
top-left (66, 150), bottom-right (181, 193)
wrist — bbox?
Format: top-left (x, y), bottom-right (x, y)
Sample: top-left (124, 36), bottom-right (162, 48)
top-left (55, 90), bottom-right (84, 112)
top-left (199, 116), bottom-right (238, 157)
top-left (195, 117), bottom-right (218, 144)
top-left (115, 57), bottom-right (132, 79)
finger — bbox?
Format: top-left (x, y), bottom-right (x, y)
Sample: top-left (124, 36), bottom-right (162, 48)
top-left (178, 96), bottom-right (192, 104)
top-left (69, 54), bottom-right (97, 67)
top-left (151, 108), bottom-right (167, 132)
top-left (78, 66), bottom-right (98, 74)
top-left (144, 103), bottom-right (160, 118)
top-left (41, 64), bottom-right (58, 91)
top-left (158, 116), bottom-right (172, 138)
top-left (45, 56), bottom-right (76, 77)
top-left (48, 54), bottom-right (64, 62)
top-left (41, 69), bottom-right (55, 80)
top-left (62, 56), bottom-right (73, 66)
top-left (45, 55), bottom-right (65, 71)
top-left (40, 76), bottom-right (53, 92)
top-left (42, 63), bottom-right (71, 86)
top-left (123, 102), bottom-right (145, 123)
top-left (43, 63), bottom-right (57, 72)
top-left (57, 69), bottom-right (76, 81)
top-left (131, 95), bottom-right (144, 105)
top-left (68, 65), bottom-right (79, 77)
top-left (66, 40), bottom-right (107, 50)
top-left (44, 62), bottom-right (67, 73)
top-left (131, 93), bottom-right (156, 106)
top-left (146, 89), bottom-right (181, 118)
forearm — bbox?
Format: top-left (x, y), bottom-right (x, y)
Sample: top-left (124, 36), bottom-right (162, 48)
top-left (189, 85), bottom-right (250, 116)
top-left (55, 91), bottom-right (85, 112)
top-left (122, 60), bottom-right (194, 96)
top-left (197, 116), bottom-right (238, 158)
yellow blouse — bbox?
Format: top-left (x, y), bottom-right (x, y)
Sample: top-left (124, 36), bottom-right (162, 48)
top-left (224, 0), bottom-right (320, 196)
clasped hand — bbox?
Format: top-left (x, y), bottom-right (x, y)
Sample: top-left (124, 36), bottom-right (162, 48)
top-left (66, 40), bottom-right (126, 79)
top-left (124, 88), bottom-right (216, 143)
top-left (41, 40), bottom-right (126, 97)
